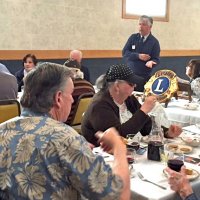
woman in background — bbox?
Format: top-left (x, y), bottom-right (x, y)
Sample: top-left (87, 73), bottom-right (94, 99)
top-left (187, 60), bottom-right (200, 99)
top-left (178, 60), bottom-right (200, 83)
top-left (15, 54), bottom-right (37, 92)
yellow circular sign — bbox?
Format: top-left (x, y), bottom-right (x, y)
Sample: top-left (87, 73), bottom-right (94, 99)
top-left (144, 70), bottom-right (178, 103)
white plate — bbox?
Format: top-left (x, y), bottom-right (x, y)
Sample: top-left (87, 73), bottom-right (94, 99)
top-left (183, 103), bottom-right (199, 110)
top-left (166, 143), bottom-right (193, 154)
top-left (163, 168), bottom-right (199, 181)
top-left (181, 136), bottom-right (200, 147)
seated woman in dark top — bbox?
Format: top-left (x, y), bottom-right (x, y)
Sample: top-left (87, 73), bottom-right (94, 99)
top-left (81, 64), bottom-right (182, 146)
top-left (15, 54), bottom-right (38, 92)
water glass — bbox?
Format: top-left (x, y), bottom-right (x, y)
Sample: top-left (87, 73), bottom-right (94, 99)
top-left (159, 147), bottom-right (174, 165)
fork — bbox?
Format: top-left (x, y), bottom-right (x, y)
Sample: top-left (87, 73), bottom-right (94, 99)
top-left (137, 172), bottom-right (167, 190)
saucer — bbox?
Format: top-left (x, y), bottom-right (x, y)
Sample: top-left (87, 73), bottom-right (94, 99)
top-left (166, 143), bottom-right (193, 154)
top-left (163, 168), bottom-right (199, 181)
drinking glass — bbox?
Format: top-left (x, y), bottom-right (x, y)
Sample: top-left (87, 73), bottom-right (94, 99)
top-left (126, 148), bottom-right (137, 164)
top-left (126, 134), bottom-right (140, 151)
top-left (159, 146), bottom-right (174, 165)
top-left (167, 159), bottom-right (184, 172)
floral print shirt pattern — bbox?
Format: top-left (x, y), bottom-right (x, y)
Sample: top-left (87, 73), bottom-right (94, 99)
top-left (0, 111), bottom-right (123, 200)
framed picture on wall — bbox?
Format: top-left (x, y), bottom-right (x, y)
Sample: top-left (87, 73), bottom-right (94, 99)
top-left (122, 0), bottom-right (169, 22)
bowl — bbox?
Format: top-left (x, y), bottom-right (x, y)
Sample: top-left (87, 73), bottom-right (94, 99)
top-left (181, 136), bottom-right (200, 147)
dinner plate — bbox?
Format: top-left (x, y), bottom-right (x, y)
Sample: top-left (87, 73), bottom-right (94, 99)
top-left (181, 136), bottom-right (200, 147)
top-left (183, 103), bottom-right (199, 110)
top-left (163, 168), bottom-right (199, 181)
top-left (166, 143), bottom-right (193, 154)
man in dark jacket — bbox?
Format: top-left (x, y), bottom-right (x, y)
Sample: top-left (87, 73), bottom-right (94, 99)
top-left (122, 15), bottom-right (160, 92)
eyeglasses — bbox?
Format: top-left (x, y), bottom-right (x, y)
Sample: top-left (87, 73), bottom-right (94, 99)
top-left (116, 80), bottom-right (136, 87)
top-left (127, 82), bottom-right (136, 87)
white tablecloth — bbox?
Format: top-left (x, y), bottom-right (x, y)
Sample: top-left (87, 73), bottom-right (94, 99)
top-left (130, 139), bottom-right (200, 200)
top-left (164, 99), bottom-right (200, 127)
top-left (93, 134), bottom-right (200, 200)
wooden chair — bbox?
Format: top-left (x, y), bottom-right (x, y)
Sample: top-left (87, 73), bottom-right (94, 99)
top-left (70, 93), bottom-right (94, 133)
top-left (0, 99), bottom-right (21, 123)
top-left (173, 82), bottom-right (192, 102)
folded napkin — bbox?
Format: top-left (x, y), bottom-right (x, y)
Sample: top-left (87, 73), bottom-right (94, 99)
top-left (183, 125), bottom-right (200, 135)
top-left (92, 147), bottom-right (114, 163)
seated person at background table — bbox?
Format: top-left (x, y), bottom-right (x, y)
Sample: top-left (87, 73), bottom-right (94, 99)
top-left (0, 63), bottom-right (17, 100)
top-left (15, 53), bottom-right (37, 92)
top-left (81, 64), bottom-right (182, 147)
top-left (177, 59), bottom-right (200, 100)
top-left (69, 49), bottom-right (90, 82)
top-left (178, 59), bottom-right (200, 84)
top-left (166, 166), bottom-right (198, 200)
top-left (64, 59), bottom-right (95, 125)
top-left (177, 59), bottom-right (200, 85)
top-left (188, 60), bottom-right (200, 99)
top-left (0, 62), bottom-right (130, 200)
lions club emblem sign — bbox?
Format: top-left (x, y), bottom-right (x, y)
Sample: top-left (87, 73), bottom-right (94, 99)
top-left (144, 70), bottom-right (178, 103)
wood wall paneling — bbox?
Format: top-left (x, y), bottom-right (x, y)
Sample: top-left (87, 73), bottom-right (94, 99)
top-left (0, 50), bottom-right (200, 60)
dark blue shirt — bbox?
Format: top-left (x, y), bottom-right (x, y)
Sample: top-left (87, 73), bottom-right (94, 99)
top-left (186, 193), bottom-right (199, 200)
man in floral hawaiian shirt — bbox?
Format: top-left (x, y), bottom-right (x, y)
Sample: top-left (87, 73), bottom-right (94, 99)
top-left (0, 62), bottom-right (130, 200)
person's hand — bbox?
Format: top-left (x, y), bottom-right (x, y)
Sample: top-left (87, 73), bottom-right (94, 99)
top-left (168, 125), bottom-right (182, 138)
top-left (139, 54), bottom-right (151, 61)
top-left (145, 60), bottom-right (157, 68)
top-left (95, 128), bottom-right (125, 152)
top-left (166, 166), bottom-right (193, 199)
top-left (140, 95), bottom-right (157, 114)
top-left (88, 142), bottom-right (95, 150)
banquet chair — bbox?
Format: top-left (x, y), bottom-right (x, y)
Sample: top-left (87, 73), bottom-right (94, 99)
top-left (174, 82), bottom-right (192, 102)
top-left (70, 93), bottom-right (94, 134)
top-left (0, 99), bottom-right (21, 123)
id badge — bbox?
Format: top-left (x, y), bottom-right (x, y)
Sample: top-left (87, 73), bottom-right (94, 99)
top-left (132, 45), bottom-right (135, 49)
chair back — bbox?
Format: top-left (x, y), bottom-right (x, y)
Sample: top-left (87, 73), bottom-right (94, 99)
top-left (70, 93), bottom-right (93, 126)
top-left (0, 99), bottom-right (21, 123)
top-left (174, 82), bottom-right (192, 102)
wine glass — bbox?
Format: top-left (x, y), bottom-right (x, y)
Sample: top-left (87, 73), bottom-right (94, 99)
top-left (126, 134), bottom-right (140, 151)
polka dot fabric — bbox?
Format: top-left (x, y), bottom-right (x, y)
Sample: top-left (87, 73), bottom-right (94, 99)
top-left (105, 64), bottom-right (141, 85)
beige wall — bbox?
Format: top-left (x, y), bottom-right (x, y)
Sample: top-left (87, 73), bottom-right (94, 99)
top-left (0, 0), bottom-right (199, 50)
